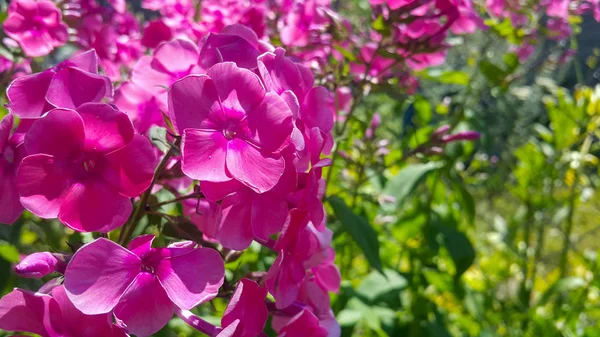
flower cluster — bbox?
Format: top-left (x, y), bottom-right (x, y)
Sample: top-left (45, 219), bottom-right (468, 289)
top-left (0, 0), bottom-right (491, 335)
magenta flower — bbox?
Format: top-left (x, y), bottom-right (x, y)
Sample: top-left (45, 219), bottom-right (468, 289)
top-left (113, 81), bottom-right (165, 134)
top-left (6, 49), bottom-right (113, 119)
top-left (200, 24), bottom-right (273, 70)
top-left (2, 0), bottom-right (69, 57)
top-left (131, 38), bottom-right (202, 111)
top-left (16, 104), bottom-right (156, 232)
top-left (273, 308), bottom-right (329, 337)
top-left (64, 235), bottom-right (225, 337)
top-left (217, 278), bottom-right (269, 337)
top-left (199, 159), bottom-right (296, 250)
top-left (0, 286), bottom-right (127, 337)
top-left (266, 209), bottom-right (334, 309)
top-left (0, 114), bottom-right (25, 225)
top-left (169, 62), bottom-right (294, 193)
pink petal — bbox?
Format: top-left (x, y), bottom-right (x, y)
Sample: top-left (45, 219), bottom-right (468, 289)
top-left (14, 252), bottom-right (57, 278)
top-left (46, 67), bottom-right (112, 110)
top-left (221, 279), bottom-right (268, 337)
top-left (200, 179), bottom-right (244, 202)
top-left (156, 247), bottom-right (224, 310)
top-left (277, 309), bottom-right (328, 337)
top-left (17, 154), bottom-right (72, 218)
top-left (247, 92), bottom-right (293, 152)
top-left (0, 165), bottom-right (23, 224)
top-left (200, 33), bottom-right (260, 70)
top-left (6, 70), bottom-right (53, 118)
top-left (216, 319), bottom-right (241, 337)
top-left (114, 272), bottom-right (175, 337)
top-left (127, 234), bottom-right (155, 258)
top-left (77, 103), bottom-right (134, 154)
top-left (103, 134), bottom-right (156, 197)
top-left (0, 288), bottom-right (63, 336)
top-left (24, 108), bottom-right (84, 159)
top-left (301, 86), bottom-right (334, 132)
top-left (58, 180), bottom-right (132, 232)
top-left (0, 114), bottom-right (13, 151)
top-left (168, 74), bottom-right (222, 133)
top-left (266, 252), bottom-right (306, 309)
top-left (251, 192), bottom-right (289, 241)
top-left (16, 30), bottom-right (55, 57)
top-left (52, 286), bottom-right (127, 337)
top-left (68, 49), bottom-right (100, 74)
top-left (206, 62), bottom-right (265, 113)
top-left (153, 39), bottom-right (199, 75)
top-left (226, 138), bottom-right (285, 193)
top-left (64, 238), bottom-right (141, 315)
top-left (181, 129), bottom-right (230, 182)
top-left (257, 48), bottom-right (303, 96)
top-left (217, 192), bottom-right (254, 250)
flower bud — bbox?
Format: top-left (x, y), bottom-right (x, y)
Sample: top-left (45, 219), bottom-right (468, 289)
top-left (441, 131), bottom-right (481, 143)
top-left (14, 252), bottom-right (58, 278)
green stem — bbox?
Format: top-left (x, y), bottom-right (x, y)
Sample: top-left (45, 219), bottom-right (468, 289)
top-left (559, 180), bottom-right (577, 278)
top-left (147, 192), bottom-right (202, 209)
top-left (118, 139), bottom-right (180, 245)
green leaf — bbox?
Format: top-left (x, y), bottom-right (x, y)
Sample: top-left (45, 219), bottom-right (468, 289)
top-left (356, 269), bottom-right (408, 303)
top-left (454, 183), bottom-right (475, 225)
top-left (0, 243), bottom-right (19, 263)
top-left (423, 268), bottom-right (455, 292)
top-left (328, 196), bottom-right (383, 274)
top-left (372, 15), bottom-right (391, 36)
top-left (431, 219), bottom-right (475, 277)
top-left (384, 162), bottom-right (443, 207)
top-left (438, 71), bottom-right (470, 86)
top-left (333, 45), bottom-right (356, 62)
top-left (537, 277), bottom-right (586, 306)
top-left (479, 60), bottom-right (507, 85)
top-left (413, 95), bottom-right (432, 125)
top-left (503, 53), bottom-right (520, 72)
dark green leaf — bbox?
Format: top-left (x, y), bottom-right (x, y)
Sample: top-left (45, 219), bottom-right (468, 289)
top-left (479, 60), bottom-right (507, 85)
top-left (328, 196), bottom-right (383, 273)
top-left (384, 162), bottom-right (443, 206)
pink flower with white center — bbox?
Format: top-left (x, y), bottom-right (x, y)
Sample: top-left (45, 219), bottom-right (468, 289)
top-left (0, 286), bottom-right (127, 337)
top-left (16, 103), bottom-right (156, 232)
top-left (64, 236), bottom-right (224, 337)
top-left (217, 278), bottom-right (269, 337)
top-left (169, 62), bottom-right (294, 194)
top-left (0, 114), bottom-right (25, 225)
top-left (6, 49), bottom-right (112, 119)
top-left (2, 0), bottom-right (69, 57)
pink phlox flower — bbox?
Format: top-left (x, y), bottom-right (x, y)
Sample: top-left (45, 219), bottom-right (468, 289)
top-left (0, 114), bottom-right (26, 225)
top-left (169, 62), bottom-right (294, 194)
top-left (64, 235), bottom-right (225, 337)
top-left (3, 0), bottom-right (69, 57)
top-left (16, 104), bottom-right (156, 232)
top-left (0, 285), bottom-right (128, 337)
top-left (217, 278), bottom-right (269, 337)
top-left (7, 49), bottom-right (112, 119)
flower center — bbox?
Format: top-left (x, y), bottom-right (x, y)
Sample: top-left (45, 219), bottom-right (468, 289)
top-left (82, 158), bottom-right (97, 173)
top-left (141, 264), bottom-right (155, 273)
top-left (223, 128), bottom-right (237, 140)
